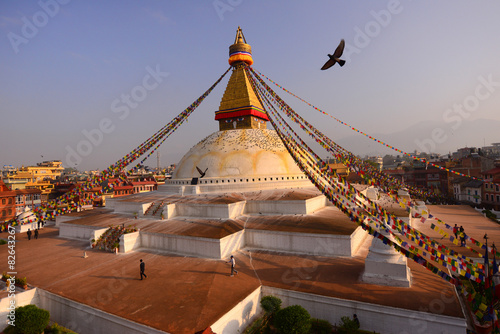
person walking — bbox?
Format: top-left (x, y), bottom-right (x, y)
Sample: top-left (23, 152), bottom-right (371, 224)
top-left (453, 224), bottom-right (458, 239)
top-left (140, 259), bottom-right (147, 280)
top-left (34, 229), bottom-right (39, 240)
top-left (353, 314), bottom-right (360, 329)
top-left (228, 255), bottom-right (238, 277)
top-left (27, 229), bottom-right (32, 240)
top-left (459, 226), bottom-right (466, 247)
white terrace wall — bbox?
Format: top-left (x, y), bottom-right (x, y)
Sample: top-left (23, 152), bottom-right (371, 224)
top-left (0, 287), bottom-right (40, 332)
top-left (246, 200), bottom-right (307, 215)
top-left (210, 286), bottom-right (262, 334)
top-left (245, 229), bottom-right (354, 257)
top-left (163, 177), bottom-right (314, 195)
top-left (220, 230), bottom-right (245, 259)
top-left (55, 215), bottom-right (81, 227)
top-left (119, 231), bottom-right (141, 253)
top-left (304, 195), bottom-right (328, 214)
top-left (262, 286), bottom-right (467, 334)
top-left (37, 289), bottom-right (167, 334)
top-left (59, 223), bottom-right (107, 241)
top-left (175, 203), bottom-right (239, 219)
top-left (109, 200), bottom-right (152, 215)
top-left (140, 232), bottom-right (221, 258)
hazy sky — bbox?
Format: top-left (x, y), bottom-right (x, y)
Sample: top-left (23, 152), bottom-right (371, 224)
top-left (1, 1), bottom-right (500, 171)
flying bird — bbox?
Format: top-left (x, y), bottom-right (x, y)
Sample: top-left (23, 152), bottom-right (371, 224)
top-left (196, 166), bottom-right (208, 178)
top-left (321, 39), bottom-right (346, 70)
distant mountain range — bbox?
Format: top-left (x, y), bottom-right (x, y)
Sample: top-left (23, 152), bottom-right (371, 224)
top-left (333, 118), bottom-right (500, 157)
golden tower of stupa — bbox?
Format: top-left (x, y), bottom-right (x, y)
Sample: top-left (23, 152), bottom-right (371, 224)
top-left (215, 27), bottom-right (269, 131)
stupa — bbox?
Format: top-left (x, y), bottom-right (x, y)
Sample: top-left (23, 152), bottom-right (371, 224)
top-left (37, 28), bottom-right (468, 334)
top-left (170, 26), bottom-right (311, 191)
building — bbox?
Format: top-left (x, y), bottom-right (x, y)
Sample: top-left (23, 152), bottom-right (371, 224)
top-left (481, 142), bottom-right (500, 157)
top-left (26, 160), bottom-right (64, 182)
top-left (0, 180), bottom-right (16, 223)
top-left (482, 160), bottom-right (500, 210)
top-left (14, 188), bottom-right (42, 215)
top-left (446, 154), bottom-right (494, 197)
top-left (453, 177), bottom-right (483, 205)
top-left (1, 170), bottom-right (33, 190)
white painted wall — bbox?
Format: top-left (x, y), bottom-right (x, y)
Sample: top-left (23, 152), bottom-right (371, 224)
top-left (261, 287), bottom-right (467, 334)
top-left (304, 196), bottom-right (328, 214)
top-left (14, 222), bottom-right (39, 233)
top-left (220, 230), bottom-right (245, 259)
top-left (0, 287), bottom-right (40, 332)
top-left (175, 203), bottom-right (232, 219)
top-left (245, 230), bottom-right (353, 257)
top-left (37, 289), bottom-right (168, 334)
top-left (119, 231), bottom-right (141, 253)
top-left (210, 286), bottom-right (262, 334)
top-left (140, 232), bottom-right (221, 258)
top-left (55, 215), bottom-right (81, 227)
top-left (59, 223), bottom-right (106, 241)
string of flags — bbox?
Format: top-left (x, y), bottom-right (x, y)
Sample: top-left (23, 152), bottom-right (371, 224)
top-left (253, 68), bottom-right (492, 185)
top-left (246, 66), bottom-right (493, 286)
top-left (0, 67), bottom-right (231, 232)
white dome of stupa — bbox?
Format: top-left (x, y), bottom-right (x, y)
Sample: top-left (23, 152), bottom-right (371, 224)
top-left (172, 129), bottom-right (303, 179)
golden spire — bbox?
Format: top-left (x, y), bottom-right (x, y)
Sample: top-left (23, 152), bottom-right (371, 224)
top-left (216, 28), bottom-right (268, 131)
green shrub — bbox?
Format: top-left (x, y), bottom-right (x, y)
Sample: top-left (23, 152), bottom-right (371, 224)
top-left (46, 322), bottom-right (77, 334)
top-left (6, 304), bottom-right (50, 334)
top-left (15, 276), bottom-right (27, 286)
top-left (483, 209), bottom-right (499, 222)
top-left (261, 295), bottom-right (282, 314)
top-left (310, 318), bottom-right (332, 334)
top-left (274, 305), bottom-right (311, 334)
top-left (0, 239), bottom-right (7, 245)
top-left (243, 317), bottom-right (264, 334)
top-left (338, 315), bottom-right (359, 334)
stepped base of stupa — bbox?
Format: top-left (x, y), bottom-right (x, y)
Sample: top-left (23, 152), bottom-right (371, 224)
top-left (57, 187), bottom-right (367, 259)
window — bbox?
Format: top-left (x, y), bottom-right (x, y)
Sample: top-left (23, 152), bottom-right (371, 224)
top-left (497, 195), bottom-right (500, 203)
top-left (486, 194), bottom-right (489, 201)
top-left (1, 199), bottom-right (5, 205)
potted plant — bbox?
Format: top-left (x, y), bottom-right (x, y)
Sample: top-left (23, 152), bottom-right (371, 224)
top-left (113, 242), bottom-right (120, 254)
top-left (1, 272), bottom-right (10, 282)
top-left (134, 212), bottom-right (138, 219)
top-left (15, 277), bottom-right (27, 289)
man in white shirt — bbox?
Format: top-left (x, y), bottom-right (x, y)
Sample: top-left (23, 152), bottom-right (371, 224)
top-left (228, 255), bottom-right (238, 277)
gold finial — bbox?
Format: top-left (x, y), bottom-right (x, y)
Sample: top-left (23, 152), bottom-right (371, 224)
top-left (234, 26), bottom-right (247, 44)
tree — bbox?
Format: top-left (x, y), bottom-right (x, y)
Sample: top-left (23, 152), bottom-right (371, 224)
top-left (260, 295), bottom-right (282, 314)
top-left (5, 304), bottom-right (50, 334)
top-left (274, 305), bottom-right (311, 334)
